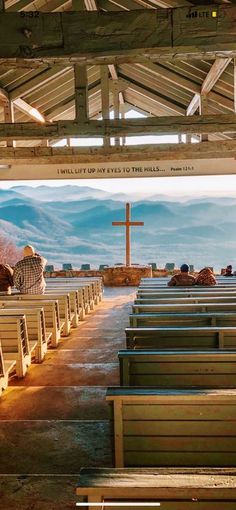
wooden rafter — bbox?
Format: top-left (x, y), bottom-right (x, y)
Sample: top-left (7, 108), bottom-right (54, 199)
top-left (1, 114), bottom-right (236, 140)
top-left (187, 58), bottom-right (232, 115)
top-left (1, 7), bottom-right (236, 65)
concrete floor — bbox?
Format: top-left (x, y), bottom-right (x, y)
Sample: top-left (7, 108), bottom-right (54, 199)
top-left (0, 287), bottom-right (136, 509)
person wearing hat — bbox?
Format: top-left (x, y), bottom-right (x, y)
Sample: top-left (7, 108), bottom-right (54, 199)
top-left (168, 263), bottom-right (196, 287)
top-left (13, 245), bottom-right (47, 294)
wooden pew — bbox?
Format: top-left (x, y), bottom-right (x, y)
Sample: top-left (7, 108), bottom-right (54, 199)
top-left (0, 341), bottom-right (16, 395)
top-left (137, 290), bottom-right (236, 299)
top-left (126, 326), bottom-right (236, 349)
top-left (46, 281), bottom-right (91, 314)
top-left (0, 308), bottom-right (48, 363)
top-left (135, 296), bottom-right (236, 305)
top-left (119, 349), bottom-right (236, 388)
top-left (76, 467), bottom-right (236, 509)
top-left (59, 276), bottom-right (104, 302)
top-left (0, 298), bottom-right (61, 347)
top-left (132, 303), bottom-right (236, 314)
top-left (106, 388), bottom-right (236, 467)
top-left (45, 288), bottom-right (82, 327)
top-left (7, 293), bottom-right (71, 336)
top-left (0, 315), bottom-right (32, 377)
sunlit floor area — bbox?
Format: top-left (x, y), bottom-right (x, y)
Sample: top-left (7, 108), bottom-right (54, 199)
top-left (0, 287), bottom-right (136, 510)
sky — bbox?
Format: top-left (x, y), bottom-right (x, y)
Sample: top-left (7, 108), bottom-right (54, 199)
top-left (1, 110), bottom-right (236, 198)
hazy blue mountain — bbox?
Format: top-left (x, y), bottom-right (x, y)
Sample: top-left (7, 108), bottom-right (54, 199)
top-left (0, 186), bottom-right (235, 270)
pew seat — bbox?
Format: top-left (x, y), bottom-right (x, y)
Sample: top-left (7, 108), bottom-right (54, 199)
top-left (76, 467), bottom-right (236, 509)
top-left (0, 315), bottom-right (33, 377)
top-left (106, 388), bottom-right (236, 467)
top-left (119, 349), bottom-right (236, 388)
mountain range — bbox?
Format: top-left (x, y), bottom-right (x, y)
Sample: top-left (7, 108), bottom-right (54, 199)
top-left (0, 185), bottom-right (234, 271)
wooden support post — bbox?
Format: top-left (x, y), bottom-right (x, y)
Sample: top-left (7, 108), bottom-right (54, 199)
top-left (113, 79), bottom-right (120, 146)
top-left (200, 95), bottom-right (208, 142)
top-left (4, 101), bottom-right (14, 148)
top-left (101, 65), bottom-right (110, 148)
top-left (178, 134), bottom-right (182, 143)
top-left (0, 0), bottom-right (5, 12)
top-left (186, 134), bottom-right (191, 143)
top-left (74, 65), bottom-right (88, 122)
top-left (120, 103), bottom-right (126, 146)
top-left (234, 58), bottom-right (236, 113)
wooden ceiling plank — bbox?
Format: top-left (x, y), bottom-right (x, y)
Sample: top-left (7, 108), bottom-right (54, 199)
top-left (9, 66), bottom-right (69, 100)
top-left (148, 0), bottom-right (192, 7)
top-left (137, 62), bottom-right (200, 94)
top-left (84, 0), bottom-right (97, 9)
top-left (121, 79), bottom-right (185, 114)
top-left (40, 0), bottom-right (71, 12)
top-left (1, 7), bottom-right (236, 64)
top-left (1, 114), bottom-right (236, 140)
top-left (6, 0), bottom-right (36, 10)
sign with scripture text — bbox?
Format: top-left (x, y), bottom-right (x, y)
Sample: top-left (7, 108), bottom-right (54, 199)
top-left (1, 158), bottom-right (236, 180)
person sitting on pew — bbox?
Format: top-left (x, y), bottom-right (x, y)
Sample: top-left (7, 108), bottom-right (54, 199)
top-left (0, 263), bottom-right (14, 294)
top-left (13, 245), bottom-right (47, 295)
top-left (168, 263), bottom-right (196, 287)
top-left (224, 264), bottom-right (234, 277)
top-left (195, 267), bottom-right (216, 286)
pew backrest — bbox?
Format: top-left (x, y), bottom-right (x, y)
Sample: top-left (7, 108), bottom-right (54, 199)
top-left (119, 349), bottom-right (236, 387)
top-left (129, 312), bottom-right (236, 328)
top-left (132, 303), bottom-right (236, 314)
top-left (126, 326), bottom-right (236, 349)
top-left (106, 388), bottom-right (236, 468)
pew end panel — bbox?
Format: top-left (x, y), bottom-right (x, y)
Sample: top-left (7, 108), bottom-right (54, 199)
top-left (0, 315), bottom-right (31, 378)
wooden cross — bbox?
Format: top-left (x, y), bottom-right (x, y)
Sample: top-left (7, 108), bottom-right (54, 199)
top-left (112, 203), bottom-right (144, 267)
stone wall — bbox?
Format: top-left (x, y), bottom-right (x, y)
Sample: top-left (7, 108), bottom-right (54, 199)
top-left (103, 265), bottom-right (152, 286)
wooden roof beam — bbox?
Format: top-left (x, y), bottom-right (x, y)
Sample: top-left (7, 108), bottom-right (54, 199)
top-left (1, 6), bottom-right (236, 65)
top-left (1, 139), bottom-right (236, 164)
top-left (1, 114), bottom-right (236, 140)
